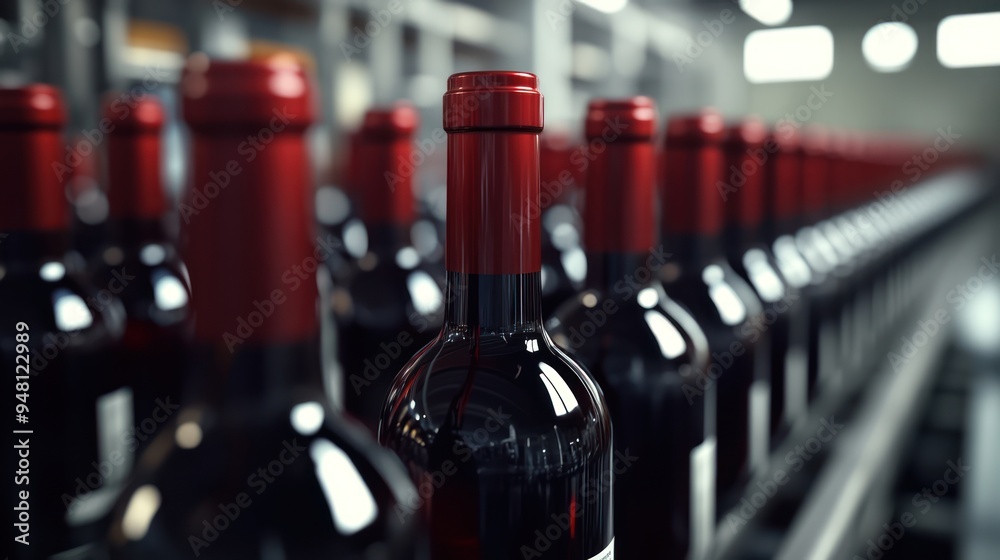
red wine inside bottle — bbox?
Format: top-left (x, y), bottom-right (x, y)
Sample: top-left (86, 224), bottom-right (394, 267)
top-left (658, 111), bottom-right (766, 519)
top-left (336, 105), bottom-right (443, 432)
top-left (89, 95), bottom-right (191, 456)
top-left (105, 55), bottom-right (418, 560)
top-left (1, 85), bottom-right (127, 558)
top-left (380, 72), bottom-right (615, 560)
top-left (547, 98), bottom-right (715, 559)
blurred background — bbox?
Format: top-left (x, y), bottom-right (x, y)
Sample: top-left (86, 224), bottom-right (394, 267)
top-left (3, 1), bottom-right (999, 559)
top-left (3, 0), bottom-right (999, 200)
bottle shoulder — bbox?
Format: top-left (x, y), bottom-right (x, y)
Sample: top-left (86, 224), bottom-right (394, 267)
top-left (380, 328), bottom-right (612, 470)
top-left (338, 256), bottom-right (444, 331)
top-left (0, 257), bottom-right (123, 343)
top-left (109, 400), bottom-right (416, 559)
top-left (547, 286), bottom-right (710, 372)
top-left (88, 245), bottom-right (191, 325)
top-left (660, 259), bottom-right (763, 334)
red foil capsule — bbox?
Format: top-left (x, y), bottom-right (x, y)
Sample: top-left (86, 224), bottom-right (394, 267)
top-left (722, 118), bottom-right (768, 230)
top-left (583, 97), bottom-right (657, 253)
top-left (800, 127), bottom-right (831, 220)
top-left (0, 84), bottom-right (68, 232)
top-left (661, 109), bottom-right (726, 237)
top-left (765, 127), bottom-right (801, 224)
top-left (356, 104), bottom-right (419, 226)
top-left (180, 55), bottom-right (318, 345)
top-left (540, 132), bottom-right (581, 208)
top-left (444, 71), bottom-right (543, 275)
top-left (104, 94), bottom-right (169, 221)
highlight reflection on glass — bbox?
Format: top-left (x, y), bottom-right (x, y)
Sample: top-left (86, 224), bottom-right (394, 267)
top-left (311, 440), bottom-right (379, 535)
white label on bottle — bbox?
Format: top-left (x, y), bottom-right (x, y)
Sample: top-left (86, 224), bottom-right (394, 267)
top-left (66, 387), bottom-right (134, 527)
top-left (588, 538), bottom-right (614, 560)
top-left (749, 380), bottom-right (770, 476)
top-left (689, 437), bottom-right (716, 560)
top-left (784, 345), bottom-right (808, 425)
top-left (97, 387), bottom-right (134, 485)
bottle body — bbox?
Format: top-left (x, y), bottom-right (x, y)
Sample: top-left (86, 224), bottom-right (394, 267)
top-left (2, 232), bottom-right (125, 558)
top-left (382, 273), bottom-right (614, 560)
top-left (548, 256), bottom-right (713, 559)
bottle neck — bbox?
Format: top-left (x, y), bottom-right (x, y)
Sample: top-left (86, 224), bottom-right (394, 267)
top-left (446, 130), bottom-right (541, 275)
top-left (583, 139), bottom-right (656, 253)
top-left (444, 129), bottom-right (542, 331)
top-left (366, 222), bottom-right (412, 258)
top-left (723, 145), bottom-right (765, 252)
top-left (0, 128), bottom-right (68, 233)
top-left (764, 149), bottom-right (801, 241)
top-left (106, 217), bottom-right (169, 247)
top-left (184, 128), bottom-right (318, 351)
top-left (443, 271), bottom-right (543, 332)
top-left (661, 142), bottom-right (724, 255)
top-left (357, 134), bottom-right (415, 227)
top-left (662, 231), bottom-right (722, 268)
top-left (585, 251), bottom-right (657, 294)
top-left (106, 131), bottom-right (168, 222)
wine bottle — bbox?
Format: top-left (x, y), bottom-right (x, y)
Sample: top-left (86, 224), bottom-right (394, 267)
top-left (721, 119), bottom-right (803, 446)
top-left (90, 94), bottom-right (191, 455)
top-left (105, 55), bottom-right (418, 559)
top-left (658, 110), bottom-right (766, 518)
top-left (547, 97), bottom-right (713, 559)
top-left (380, 71), bottom-right (615, 560)
top-left (1, 84), bottom-right (126, 558)
top-left (335, 104), bottom-right (444, 432)
top-left (761, 127), bottom-right (814, 429)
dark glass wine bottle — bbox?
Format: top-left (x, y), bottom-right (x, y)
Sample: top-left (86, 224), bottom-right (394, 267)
top-left (721, 119), bottom-right (804, 446)
top-left (105, 55), bottom-right (418, 560)
top-left (547, 98), bottom-right (714, 559)
top-left (795, 129), bottom-right (847, 402)
top-left (1, 84), bottom-right (126, 559)
top-left (380, 71), bottom-right (615, 560)
top-left (335, 104), bottom-right (444, 432)
top-left (658, 110), bottom-right (766, 518)
top-left (90, 94), bottom-right (191, 456)
top-left (761, 127), bottom-right (814, 430)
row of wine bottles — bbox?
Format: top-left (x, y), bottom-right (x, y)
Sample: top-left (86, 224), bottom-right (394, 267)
top-left (0, 55), bottom-right (987, 560)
